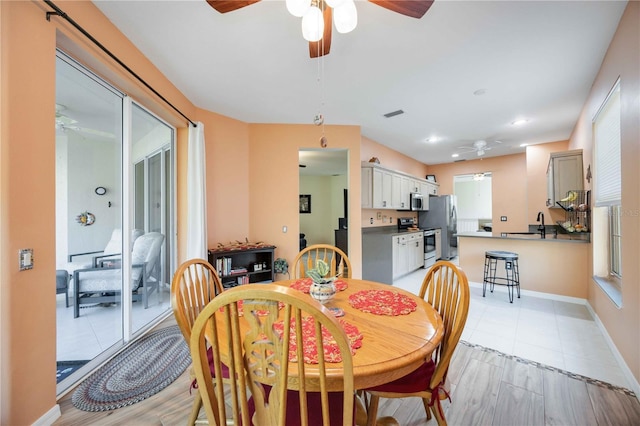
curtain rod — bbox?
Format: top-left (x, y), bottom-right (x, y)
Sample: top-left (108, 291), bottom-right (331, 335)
top-left (44, 0), bottom-right (197, 128)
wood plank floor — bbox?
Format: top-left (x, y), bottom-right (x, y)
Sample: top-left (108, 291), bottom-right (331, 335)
top-left (54, 321), bottom-right (640, 426)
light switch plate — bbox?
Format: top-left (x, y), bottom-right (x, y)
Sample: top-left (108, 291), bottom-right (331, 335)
top-left (19, 248), bottom-right (33, 270)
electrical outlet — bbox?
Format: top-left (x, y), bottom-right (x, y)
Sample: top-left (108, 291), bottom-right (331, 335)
top-left (501, 216), bottom-right (507, 222)
top-left (370, 218), bottom-right (373, 224)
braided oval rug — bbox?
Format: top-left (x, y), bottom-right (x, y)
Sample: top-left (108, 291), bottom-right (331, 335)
top-left (72, 325), bottom-right (190, 412)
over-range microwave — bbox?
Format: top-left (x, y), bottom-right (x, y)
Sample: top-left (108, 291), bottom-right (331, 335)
top-left (409, 192), bottom-right (426, 211)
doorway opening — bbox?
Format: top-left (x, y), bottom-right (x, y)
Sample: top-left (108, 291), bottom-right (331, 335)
top-left (298, 149), bottom-right (349, 254)
top-left (453, 172), bottom-right (493, 233)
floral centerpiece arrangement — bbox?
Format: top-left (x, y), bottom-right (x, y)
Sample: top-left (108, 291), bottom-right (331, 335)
top-left (306, 259), bottom-right (337, 304)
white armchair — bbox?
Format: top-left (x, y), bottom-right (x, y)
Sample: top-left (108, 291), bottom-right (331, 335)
top-left (73, 232), bottom-right (164, 318)
top-left (62, 228), bottom-right (144, 275)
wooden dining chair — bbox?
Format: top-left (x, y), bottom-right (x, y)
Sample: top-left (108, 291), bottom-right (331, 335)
top-left (170, 258), bottom-right (225, 425)
top-left (293, 244), bottom-right (352, 279)
top-left (190, 283), bottom-right (356, 426)
top-left (364, 260), bottom-right (470, 426)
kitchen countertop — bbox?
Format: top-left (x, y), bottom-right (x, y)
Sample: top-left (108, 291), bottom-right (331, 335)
top-left (362, 226), bottom-right (429, 237)
top-left (456, 231), bottom-right (589, 243)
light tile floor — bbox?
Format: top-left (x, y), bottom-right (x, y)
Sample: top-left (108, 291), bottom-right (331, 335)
top-left (393, 265), bottom-right (632, 390)
top-left (56, 286), bottom-right (172, 361)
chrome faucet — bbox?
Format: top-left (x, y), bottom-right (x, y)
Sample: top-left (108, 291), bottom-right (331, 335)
top-left (536, 211), bottom-right (546, 239)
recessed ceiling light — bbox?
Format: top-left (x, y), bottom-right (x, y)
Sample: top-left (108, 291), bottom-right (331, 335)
top-left (425, 136), bottom-right (438, 143)
top-left (511, 119), bottom-right (529, 126)
top-left (451, 153), bottom-right (459, 158)
top-left (473, 89), bottom-right (487, 96)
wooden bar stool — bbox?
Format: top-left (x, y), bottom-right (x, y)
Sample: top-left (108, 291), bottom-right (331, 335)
top-left (483, 251), bottom-right (520, 303)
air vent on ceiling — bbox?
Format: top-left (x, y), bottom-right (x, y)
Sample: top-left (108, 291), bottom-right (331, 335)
top-left (383, 109), bottom-right (404, 118)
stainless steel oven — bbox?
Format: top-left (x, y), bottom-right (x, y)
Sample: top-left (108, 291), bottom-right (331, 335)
top-left (424, 229), bottom-right (437, 268)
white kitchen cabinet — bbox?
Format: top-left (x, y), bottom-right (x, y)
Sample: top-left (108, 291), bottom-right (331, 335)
top-left (422, 181), bottom-right (439, 196)
top-left (393, 232), bottom-right (424, 279)
top-left (362, 162), bottom-right (437, 210)
top-left (391, 173), bottom-right (404, 209)
top-left (372, 168), bottom-right (393, 208)
top-left (547, 150), bottom-right (583, 208)
top-left (361, 167), bottom-right (372, 208)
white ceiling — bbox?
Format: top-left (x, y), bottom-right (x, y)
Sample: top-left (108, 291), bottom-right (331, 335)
top-left (91, 0), bottom-right (627, 165)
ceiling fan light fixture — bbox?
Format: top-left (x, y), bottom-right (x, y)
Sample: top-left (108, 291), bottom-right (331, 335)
top-left (333, 0), bottom-right (357, 34)
top-left (302, 5), bottom-right (324, 42)
top-left (287, 0), bottom-right (311, 17)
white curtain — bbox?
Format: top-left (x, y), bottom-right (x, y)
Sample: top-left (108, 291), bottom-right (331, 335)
top-left (187, 122), bottom-right (208, 259)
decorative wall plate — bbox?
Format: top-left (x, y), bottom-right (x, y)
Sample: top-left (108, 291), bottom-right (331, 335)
top-left (76, 211), bottom-right (95, 226)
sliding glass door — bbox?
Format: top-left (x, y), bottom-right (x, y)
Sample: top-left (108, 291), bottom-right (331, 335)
top-left (131, 104), bottom-right (174, 334)
top-left (55, 51), bottom-right (175, 393)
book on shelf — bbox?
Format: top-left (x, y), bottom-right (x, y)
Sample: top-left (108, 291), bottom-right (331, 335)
top-left (230, 267), bottom-right (248, 275)
top-left (215, 257), bottom-right (234, 277)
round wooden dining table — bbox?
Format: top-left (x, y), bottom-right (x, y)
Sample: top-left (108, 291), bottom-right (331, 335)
top-left (272, 277), bottom-right (445, 391)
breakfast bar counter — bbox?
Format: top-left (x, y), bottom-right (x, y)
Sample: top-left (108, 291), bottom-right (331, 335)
top-left (457, 233), bottom-right (590, 299)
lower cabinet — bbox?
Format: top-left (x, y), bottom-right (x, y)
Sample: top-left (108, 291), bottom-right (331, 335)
top-left (363, 231), bottom-right (424, 285)
top-left (393, 233), bottom-right (424, 280)
top-left (208, 246), bottom-right (276, 288)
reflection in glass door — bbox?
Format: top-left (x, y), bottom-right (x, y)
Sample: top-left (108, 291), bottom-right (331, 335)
top-left (55, 51), bottom-right (124, 392)
top-left (131, 104), bottom-right (174, 334)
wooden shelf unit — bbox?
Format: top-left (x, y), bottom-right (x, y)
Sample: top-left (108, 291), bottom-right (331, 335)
top-left (208, 246), bottom-right (276, 288)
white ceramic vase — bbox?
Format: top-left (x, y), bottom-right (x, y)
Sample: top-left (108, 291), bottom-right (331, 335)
top-left (309, 280), bottom-right (336, 304)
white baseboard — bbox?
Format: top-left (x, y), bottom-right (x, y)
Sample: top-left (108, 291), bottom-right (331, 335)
top-left (469, 280), bottom-right (640, 397)
top-left (33, 404), bottom-right (61, 426)
top-left (585, 302), bottom-right (640, 397)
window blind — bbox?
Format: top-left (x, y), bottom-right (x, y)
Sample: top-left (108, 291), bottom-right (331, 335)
top-left (593, 80), bottom-right (621, 206)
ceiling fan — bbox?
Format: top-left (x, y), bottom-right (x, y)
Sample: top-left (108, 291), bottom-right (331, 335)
top-left (457, 139), bottom-right (502, 157)
top-left (55, 104), bottom-right (115, 139)
top-left (206, 0), bottom-right (435, 58)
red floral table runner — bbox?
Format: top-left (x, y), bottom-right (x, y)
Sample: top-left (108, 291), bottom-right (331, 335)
top-left (348, 289), bottom-right (417, 316)
top-left (273, 316), bottom-right (363, 364)
top-left (289, 278), bottom-right (348, 293)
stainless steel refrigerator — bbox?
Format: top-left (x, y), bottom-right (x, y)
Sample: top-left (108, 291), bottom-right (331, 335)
top-left (418, 195), bottom-right (458, 260)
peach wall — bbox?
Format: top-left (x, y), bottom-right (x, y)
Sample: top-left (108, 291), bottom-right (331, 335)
top-left (248, 124), bottom-right (362, 277)
top-left (196, 109), bottom-right (251, 250)
top-left (459, 236), bottom-right (589, 298)
top-left (567, 1), bottom-right (640, 383)
top-left (427, 154), bottom-right (529, 235)
top-left (1, 2), bottom-right (57, 424)
top-left (0, 1), bottom-right (201, 423)
top-left (361, 136), bottom-right (429, 178)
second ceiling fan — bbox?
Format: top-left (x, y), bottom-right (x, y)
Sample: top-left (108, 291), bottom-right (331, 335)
top-left (206, 0), bottom-right (435, 58)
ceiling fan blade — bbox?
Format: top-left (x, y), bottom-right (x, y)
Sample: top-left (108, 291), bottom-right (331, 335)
top-left (309, 6), bottom-right (332, 58)
top-left (206, 0), bottom-right (261, 14)
top-left (368, 0), bottom-right (434, 19)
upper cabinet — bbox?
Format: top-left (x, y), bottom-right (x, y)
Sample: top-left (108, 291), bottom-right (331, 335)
top-left (547, 150), bottom-right (584, 208)
top-left (362, 162), bottom-right (439, 210)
